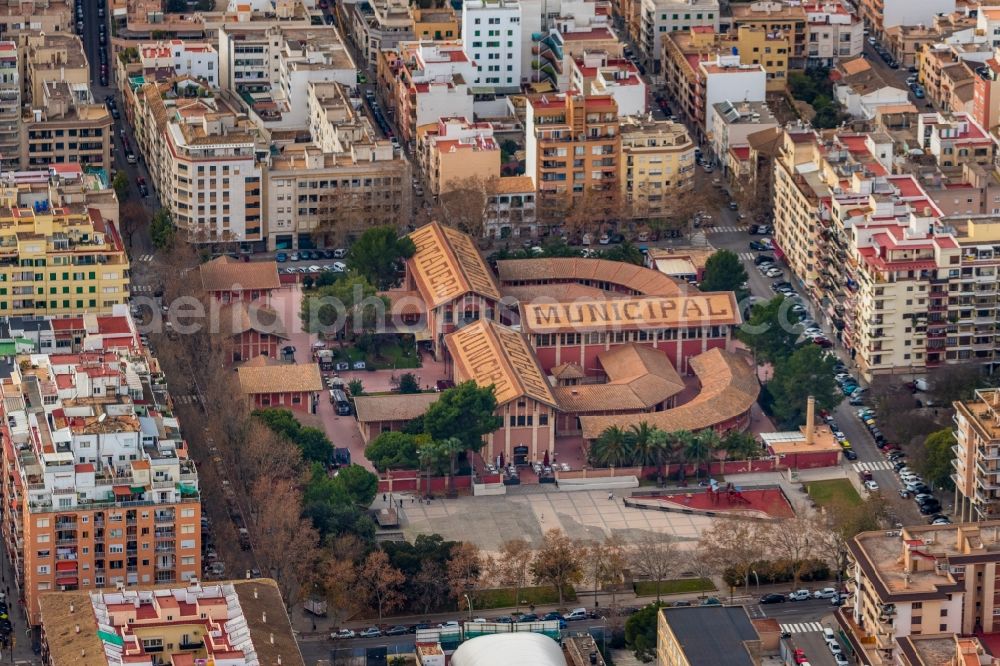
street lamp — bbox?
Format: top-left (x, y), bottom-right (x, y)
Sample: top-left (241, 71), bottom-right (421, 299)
top-left (463, 594), bottom-right (473, 622)
top-left (751, 570), bottom-right (760, 596)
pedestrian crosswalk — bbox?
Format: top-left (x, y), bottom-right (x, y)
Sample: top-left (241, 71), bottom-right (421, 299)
top-left (853, 460), bottom-right (893, 472)
top-left (132, 284), bottom-right (153, 293)
top-left (704, 225), bottom-right (742, 234)
top-left (780, 622), bottom-right (824, 634)
top-left (173, 395), bottom-right (200, 405)
top-left (738, 252), bottom-right (755, 261)
top-left (135, 254), bottom-right (155, 262)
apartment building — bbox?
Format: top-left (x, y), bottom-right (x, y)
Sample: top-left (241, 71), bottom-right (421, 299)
top-left (0, 165), bottom-right (129, 316)
top-left (0, 0), bottom-right (72, 35)
top-left (0, 42), bottom-right (19, 171)
top-left (858, 0), bottom-right (955, 39)
top-left (485, 175), bottom-right (537, 240)
top-left (138, 40), bottom-right (220, 87)
top-left (620, 116), bottom-right (695, 222)
top-left (410, 5), bottom-right (459, 41)
top-left (637, 0), bottom-right (719, 71)
top-left (263, 81), bottom-right (411, 250)
top-left (533, 2), bottom-right (622, 87)
top-left (568, 51), bottom-right (646, 116)
top-left (842, 523), bottom-right (1000, 663)
top-left (217, 23), bottom-right (356, 129)
top-left (131, 80), bottom-right (262, 245)
top-left (952, 388), bottom-right (1000, 522)
top-left (39, 579), bottom-right (304, 666)
top-left (23, 81), bottom-right (113, 170)
top-left (972, 55), bottom-right (1000, 133)
top-left (351, 0), bottom-right (414, 67)
top-left (884, 13), bottom-right (976, 71)
top-left (23, 32), bottom-right (89, 104)
top-left (462, 0), bottom-right (523, 88)
top-left (417, 117), bottom-right (500, 196)
top-left (657, 606), bottom-right (762, 666)
top-left (833, 57), bottom-right (909, 119)
top-left (0, 347), bottom-right (202, 625)
top-left (729, 1), bottom-right (807, 69)
top-left (662, 30), bottom-right (770, 140)
top-left (709, 100), bottom-right (778, 173)
top-left (803, 0), bottom-right (864, 68)
top-left (918, 112), bottom-right (998, 168)
top-left (524, 92), bottom-right (621, 226)
top-left (377, 41), bottom-right (475, 146)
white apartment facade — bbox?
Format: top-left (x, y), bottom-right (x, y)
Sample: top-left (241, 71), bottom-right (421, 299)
top-left (570, 51), bottom-right (647, 116)
top-left (139, 40), bottom-right (220, 87)
top-left (804, 1), bottom-right (864, 67)
top-left (638, 0), bottom-right (720, 71)
top-left (701, 55), bottom-right (767, 136)
top-left (462, 0), bottom-right (523, 88)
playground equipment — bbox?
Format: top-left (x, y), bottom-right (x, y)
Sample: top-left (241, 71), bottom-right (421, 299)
top-left (706, 481), bottom-right (751, 506)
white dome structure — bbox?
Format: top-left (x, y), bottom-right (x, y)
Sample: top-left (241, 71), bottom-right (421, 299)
top-left (451, 633), bottom-right (565, 666)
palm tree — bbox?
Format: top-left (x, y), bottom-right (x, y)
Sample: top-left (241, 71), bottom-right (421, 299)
top-left (669, 430), bottom-right (695, 481)
top-left (686, 430), bottom-right (721, 479)
top-left (630, 423), bottom-right (670, 483)
top-left (590, 425), bottom-right (635, 468)
top-left (721, 431), bottom-right (760, 460)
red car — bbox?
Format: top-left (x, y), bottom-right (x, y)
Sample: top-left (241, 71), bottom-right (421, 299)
top-left (794, 649), bottom-right (808, 664)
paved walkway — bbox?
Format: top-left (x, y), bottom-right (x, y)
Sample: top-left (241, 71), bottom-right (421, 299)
top-left (393, 488), bottom-right (711, 553)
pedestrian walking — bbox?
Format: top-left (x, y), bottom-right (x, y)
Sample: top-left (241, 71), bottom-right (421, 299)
top-left (608, 492), bottom-right (613, 501)
top-left (382, 493), bottom-right (387, 502)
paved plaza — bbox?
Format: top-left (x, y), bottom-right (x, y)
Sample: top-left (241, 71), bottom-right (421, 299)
top-left (389, 488), bottom-right (715, 552)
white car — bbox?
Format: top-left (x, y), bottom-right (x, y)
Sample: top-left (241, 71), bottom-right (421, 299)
top-left (331, 261), bottom-right (347, 272)
top-left (333, 248), bottom-right (348, 258)
top-left (565, 608), bottom-right (590, 620)
top-left (829, 642), bottom-right (843, 656)
top-left (765, 268), bottom-right (783, 278)
top-left (864, 480), bottom-right (880, 491)
top-left (308, 265), bottom-right (321, 273)
top-left (834, 654), bottom-right (849, 665)
top-left (833, 431), bottom-right (846, 441)
top-left (788, 589), bottom-right (811, 601)
top-left (814, 587), bottom-right (838, 599)
top-left (331, 629), bottom-right (355, 640)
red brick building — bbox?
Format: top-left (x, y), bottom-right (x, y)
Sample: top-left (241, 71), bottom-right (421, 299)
top-left (217, 301), bottom-right (288, 364)
top-left (199, 256), bottom-right (281, 305)
top-left (402, 222), bottom-right (503, 360)
top-left (236, 356), bottom-right (323, 413)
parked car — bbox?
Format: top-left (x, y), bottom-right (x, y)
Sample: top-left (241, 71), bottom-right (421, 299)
top-left (358, 627), bottom-right (381, 638)
top-left (843, 449), bottom-right (858, 460)
top-left (760, 593), bottom-right (786, 604)
top-left (385, 626), bottom-right (408, 636)
top-left (565, 608), bottom-right (589, 621)
top-left (864, 480), bottom-right (880, 491)
top-left (331, 629), bottom-right (355, 640)
top-left (788, 589), bottom-right (811, 601)
top-left (814, 587), bottom-right (838, 599)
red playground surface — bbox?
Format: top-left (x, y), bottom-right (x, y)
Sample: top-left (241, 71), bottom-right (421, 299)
top-left (648, 485), bottom-right (795, 519)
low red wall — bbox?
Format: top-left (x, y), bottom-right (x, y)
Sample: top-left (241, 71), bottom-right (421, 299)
top-left (377, 470), bottom-right (473, 493)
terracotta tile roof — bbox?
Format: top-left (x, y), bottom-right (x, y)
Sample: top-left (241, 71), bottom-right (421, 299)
top-left (445, 319), bottom-right (557, 408)
top-left (555, 344), bottom-right (685, 412)
top-left (237, 362), bottom-right (323, 395)
top-left (354, 392), bottom-right (440, 423)
top-left (839, 56), bottom-right (871, 76)
top-left (494, 175), bottom-right (535, 194)
top-left (551, 362), bottom-right (585, 380)
top-left (407, 222), bottom-right (502, 308)
top-left (497, 258), bottom-right (681, 297)
top-left (579, 348), bottom-right (759, 438)
top-left (217, 302), bottom-right (288, 339)
top-left (199, 256), bottom-right (281, 293)
top-left (502, 283), bottom-right (612, 302)
top-left (520, 293), bottom-right (741, 334)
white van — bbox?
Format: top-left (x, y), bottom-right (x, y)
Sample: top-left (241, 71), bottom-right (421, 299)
top-left (823, 627), bottom-right (837, 644)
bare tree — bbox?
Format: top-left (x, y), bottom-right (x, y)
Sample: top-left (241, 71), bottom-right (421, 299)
top-left (249, 477), bottom-right (318, 608)
top-left (354, 549), bottom-right (406, 621)
top-left (319, 557), bottom-right (360, 627)
top-left (591, 536), bottom-right (627, 610)
top-left (436, 175), bottom-right (498, 239)
top-left (629, 533), bottom-right (679, 603)
top-left (120, 201), bottom-right (150, 248)
top-left (493, 538), bottom-right (533, 613)
top-left (447, 541), bottom-right (486, 610)
top-left (530, 529), bottom-right (585, 606)
top-left (766, 517), bottom-right (823, 589)
top-left (697, 517), bottom-right (766, 592)
top-left (414, 560), bottom-right (451, 615)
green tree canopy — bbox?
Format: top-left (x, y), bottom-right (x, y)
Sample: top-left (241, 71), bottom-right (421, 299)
top-left (700, 249), bottom-right (749, 300)
top-left (300, 273), bottom-right (386, 339)
top-left (334, 464), bottom-right (379, 506)
top-left (347, 226), bottom-right (416, 290)
top-left (918, 429), bottom-right (957, 490)
top-left (624, 602), bottom-right (667, 661)
top-left (150, 209), bottom-right (174, 250)
top-left (599, 241), bottom-right (644, 266)
top-left (767, 345), bottom-right (841, 427)
top-left (736, 295), bottom-right (801, 365)
top-left (365, 431), bottom-right (425, 472)
top-left (253, 409), bottom-right (333, 464)
top-left (396, 372), bottom-right (421, 394)
top-left (113, 171), bottom-right (130, 202)
top-left (423, 381), bottom-right (502, 454)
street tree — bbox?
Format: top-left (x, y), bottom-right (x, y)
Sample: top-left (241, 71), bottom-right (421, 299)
top-left (437, 176), bottom-right (497, 239)
top-left (767, 516), bottom-right (823, 588)
top-left (629, 533), bottom-right (679, 602)
top-left (347, 226), bottom-right (416, 290)
top-left (697, 516), bottom-right (767, 591)
top-left (736, 295), bottom-right (800, 365)
top-left (413, 560), bottom-right (451, 614)
top-left (624, 602), bottom-right (667, 662)
top-left (119, 201), bottom-right (150, 249)
top-left (365, 431), bottom-right (424, 472)
top-left (917, 428), bottom-right (957, 490)
top-left (150, 209), bottom-right (175, 250)
top-left (531, 529), bottom-right (584, 606)
top-left (590, 537), bottom-right (627, 609)
top-left (700, 249), bottom-right (749, 300)
top-left (447, 541), bottom-right (486, 608)
top-left (768, 345), bottom-right (841, 427)
top-left (820, 495), bottom-right (888, 582)
top-left (113, 171), bottom-right (130, 202)
top-left (354, 549), bottom-right (406, 621)
top-left (494, 538), bottom-right (533, 612)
